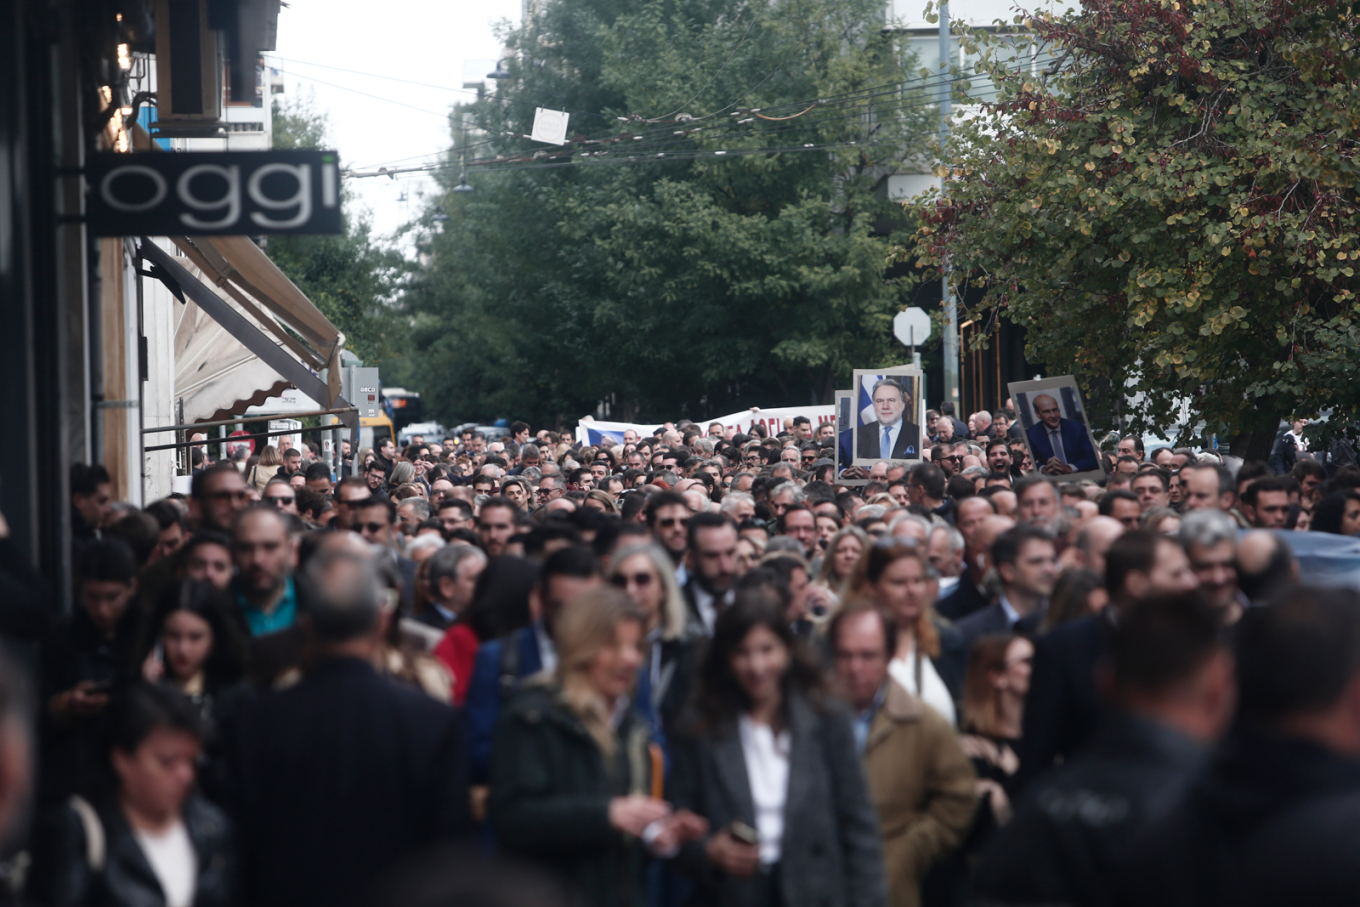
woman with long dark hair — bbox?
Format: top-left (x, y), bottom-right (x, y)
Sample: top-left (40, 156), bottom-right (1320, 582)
top-left (671, 592), bottom-right (887, 907)
top-left (1311, 490), bottom-right (1360, 536)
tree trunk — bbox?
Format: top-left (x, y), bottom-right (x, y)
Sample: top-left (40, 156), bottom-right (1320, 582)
top-left (1230, 429), bottom-right (1277, 464)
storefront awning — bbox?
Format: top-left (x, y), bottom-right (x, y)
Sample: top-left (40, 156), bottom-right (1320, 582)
top-left (140, 239), bottom-right (355, 427)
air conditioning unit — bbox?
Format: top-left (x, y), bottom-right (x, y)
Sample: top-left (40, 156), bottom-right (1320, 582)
top-left (153, 0), bottom-right (225, 136)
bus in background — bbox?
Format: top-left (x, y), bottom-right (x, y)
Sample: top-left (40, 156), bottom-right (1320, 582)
top-left (383, 388), bottom-right (424, 433)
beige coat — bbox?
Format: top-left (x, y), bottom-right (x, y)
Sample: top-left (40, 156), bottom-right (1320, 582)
top-left (862, 680), bottom-right (978, 907)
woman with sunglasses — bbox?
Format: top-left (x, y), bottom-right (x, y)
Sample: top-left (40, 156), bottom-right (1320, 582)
top-left (671, 593), bottom-right (887, 907)
top-left (844, 541), bottom-right (964, 725)
top-left (607, 543), bottom-right (702, 736)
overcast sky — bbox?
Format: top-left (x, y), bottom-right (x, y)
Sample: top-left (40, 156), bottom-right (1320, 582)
top-left (269, 0), bottom-right (522, 241)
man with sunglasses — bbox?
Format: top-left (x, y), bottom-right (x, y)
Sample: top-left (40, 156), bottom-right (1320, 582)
top-left (332, 477), bottom-right (373, 532)
top-left (190, 463), bottom-right (251, 532)
top-left (262, 478), bottom-right (300, 516)
top-left (351, 497), bottom-right (418, 616)
top-left (646, 491), bottom-right (693, 572)
top-left (931, 444), bottom-right (963, 477)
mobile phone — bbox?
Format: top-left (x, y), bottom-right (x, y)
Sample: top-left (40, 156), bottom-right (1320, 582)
top-left (730, 820), bottom-right (760, 847)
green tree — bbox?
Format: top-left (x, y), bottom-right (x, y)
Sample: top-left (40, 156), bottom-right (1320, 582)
top-left (268, 93), bottom-right (407, 372)
top-left (402, 0), bottom-right (933, 426)
top-left (901, 0), bottom-right (1360, 457)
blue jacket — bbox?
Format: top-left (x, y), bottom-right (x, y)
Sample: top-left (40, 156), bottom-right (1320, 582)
top-left (465, 625), bottom-right (545, 785)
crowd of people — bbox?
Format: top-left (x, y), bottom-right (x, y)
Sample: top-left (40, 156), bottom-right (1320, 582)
top-left (5, 402), bottom-right (1360, 907)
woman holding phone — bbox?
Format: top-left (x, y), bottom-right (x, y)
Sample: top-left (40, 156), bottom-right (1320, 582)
top-left (671, 591), bottom-right (887, 907)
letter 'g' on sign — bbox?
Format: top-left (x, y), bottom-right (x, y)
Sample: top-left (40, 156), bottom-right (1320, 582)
top-left (87, 150), bottom-right (343, 237)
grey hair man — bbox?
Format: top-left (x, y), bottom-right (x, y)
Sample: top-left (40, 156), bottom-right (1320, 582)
top-left (420, 544), bottom-right (488, 631)
top-left (1178, 509), bottom-right (1242, 623)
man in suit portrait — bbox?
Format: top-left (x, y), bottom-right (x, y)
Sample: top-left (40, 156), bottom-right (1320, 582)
top-left (857, 378), bottom-right (921, 460)
top-left (1025, 393), bottom-right (1099, 475)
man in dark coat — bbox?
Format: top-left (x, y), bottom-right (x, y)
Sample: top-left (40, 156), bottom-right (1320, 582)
top-left (972, 593), bottom-right (1232, 906)
top-left (1015, 532), bottom-right (1197, 792)
top-left (229, 548), bottom-right (470, 907)
top-left (1117, 587), bottom-right (1360, 907)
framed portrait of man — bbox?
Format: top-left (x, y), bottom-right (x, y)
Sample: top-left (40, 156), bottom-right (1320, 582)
top-left (1008, 376), bottom-right (1106, 482)
top-left (851, 367), bottom-right (924, 467)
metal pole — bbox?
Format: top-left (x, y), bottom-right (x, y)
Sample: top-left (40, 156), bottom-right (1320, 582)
top-left (939, 1), bottom-right (960, 411)
top-left (142, 406), bottom-right (358, 434)
top-left (145, 423), bottom-right (351, 453)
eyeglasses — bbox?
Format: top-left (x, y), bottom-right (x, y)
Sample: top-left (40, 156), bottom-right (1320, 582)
top-left (356, 522), bottom-right (389, 534)
top-left (337, 497), bottom-right (373, 508)
top-left (265, 495), bottom-right (294, 506)
top-left (209, 490), bottom-right (250, 502)
top-left (611, 572), bottom-right (655, 589)
top-left (658, 517), bottom-right (690, 528)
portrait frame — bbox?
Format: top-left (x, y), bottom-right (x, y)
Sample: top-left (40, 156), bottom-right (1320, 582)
top-left (851, 367), bottom-right (925, 468)
top-left (1007, 376), bottom-right (1107, 482)
top-left (834, 390), bottom-right (867, 486)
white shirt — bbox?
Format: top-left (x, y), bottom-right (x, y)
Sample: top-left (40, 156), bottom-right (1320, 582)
top-left (738, 714), bottom-right (791, 866)
top-left (133, 821), bottom-right (197, 907)
top-left (889, 638), bottom-right (957, 725)
top-left (690, 585), bottom-right (732, 635)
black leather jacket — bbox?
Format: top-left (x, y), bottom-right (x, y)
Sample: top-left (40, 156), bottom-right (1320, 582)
top-left (30, 793), bottom-right (235, 907)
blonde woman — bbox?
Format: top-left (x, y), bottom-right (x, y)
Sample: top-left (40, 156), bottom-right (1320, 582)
top-left (815, 526), bottom-right (870, 598)
top-left (607, 542), bottom-right (702, 730)
top-left (247, 445), bottom-right (283, 492)
top-left (489, 587), bottom-right (706, 907)
top-left (583, 489), bottom-right (620, 514)
top-left (844, 540), bottom-right (965, 725)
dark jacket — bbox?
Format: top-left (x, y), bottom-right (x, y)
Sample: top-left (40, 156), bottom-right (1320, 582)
top-left (1116, 727), bottom-right (1360, 907)
top-left (670, 693), bottom-right (888, 907)
top-left (31, 794), bottom-right (235, 907)
top-left (1013, 611), bottom-right (1109, 792)
top-left (488, 683), bottom-right (659, 907)
top-left (228, 656), bottom-right (470, 907)
top-left (39, 610), bottom-right (137, 804)
top-left (972, 713), bottom-right (1208, 907)
top-left (935, 565), bottom-right (989, 623)
top-left (933, 620), bottom-right (968, 707)
top-left (855, 421), bottom-right (922, 461)
top-left (953, 603), bottom-right (1013, 655)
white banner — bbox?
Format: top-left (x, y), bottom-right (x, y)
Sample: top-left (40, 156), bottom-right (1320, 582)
top-left (576, 405), bottom-right (835, 446)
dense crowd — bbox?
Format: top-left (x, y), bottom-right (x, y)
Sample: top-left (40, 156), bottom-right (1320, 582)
top-left (5, 402), bottom-right (1360, 907)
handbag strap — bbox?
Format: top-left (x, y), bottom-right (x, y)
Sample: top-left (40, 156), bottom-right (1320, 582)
top-left (67, 795), bottom-right (105, 873)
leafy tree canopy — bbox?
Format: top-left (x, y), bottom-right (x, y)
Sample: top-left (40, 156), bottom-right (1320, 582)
top-left (901, 0), bottom-right (1360, 456)
top-left (269, 93), bottom-right (407, 373)
top-left (402, 0), bottom-right (935, 426)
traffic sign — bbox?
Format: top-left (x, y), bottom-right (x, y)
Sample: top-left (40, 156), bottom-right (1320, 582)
top-left (894, 308), bottom-right (933, 347)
